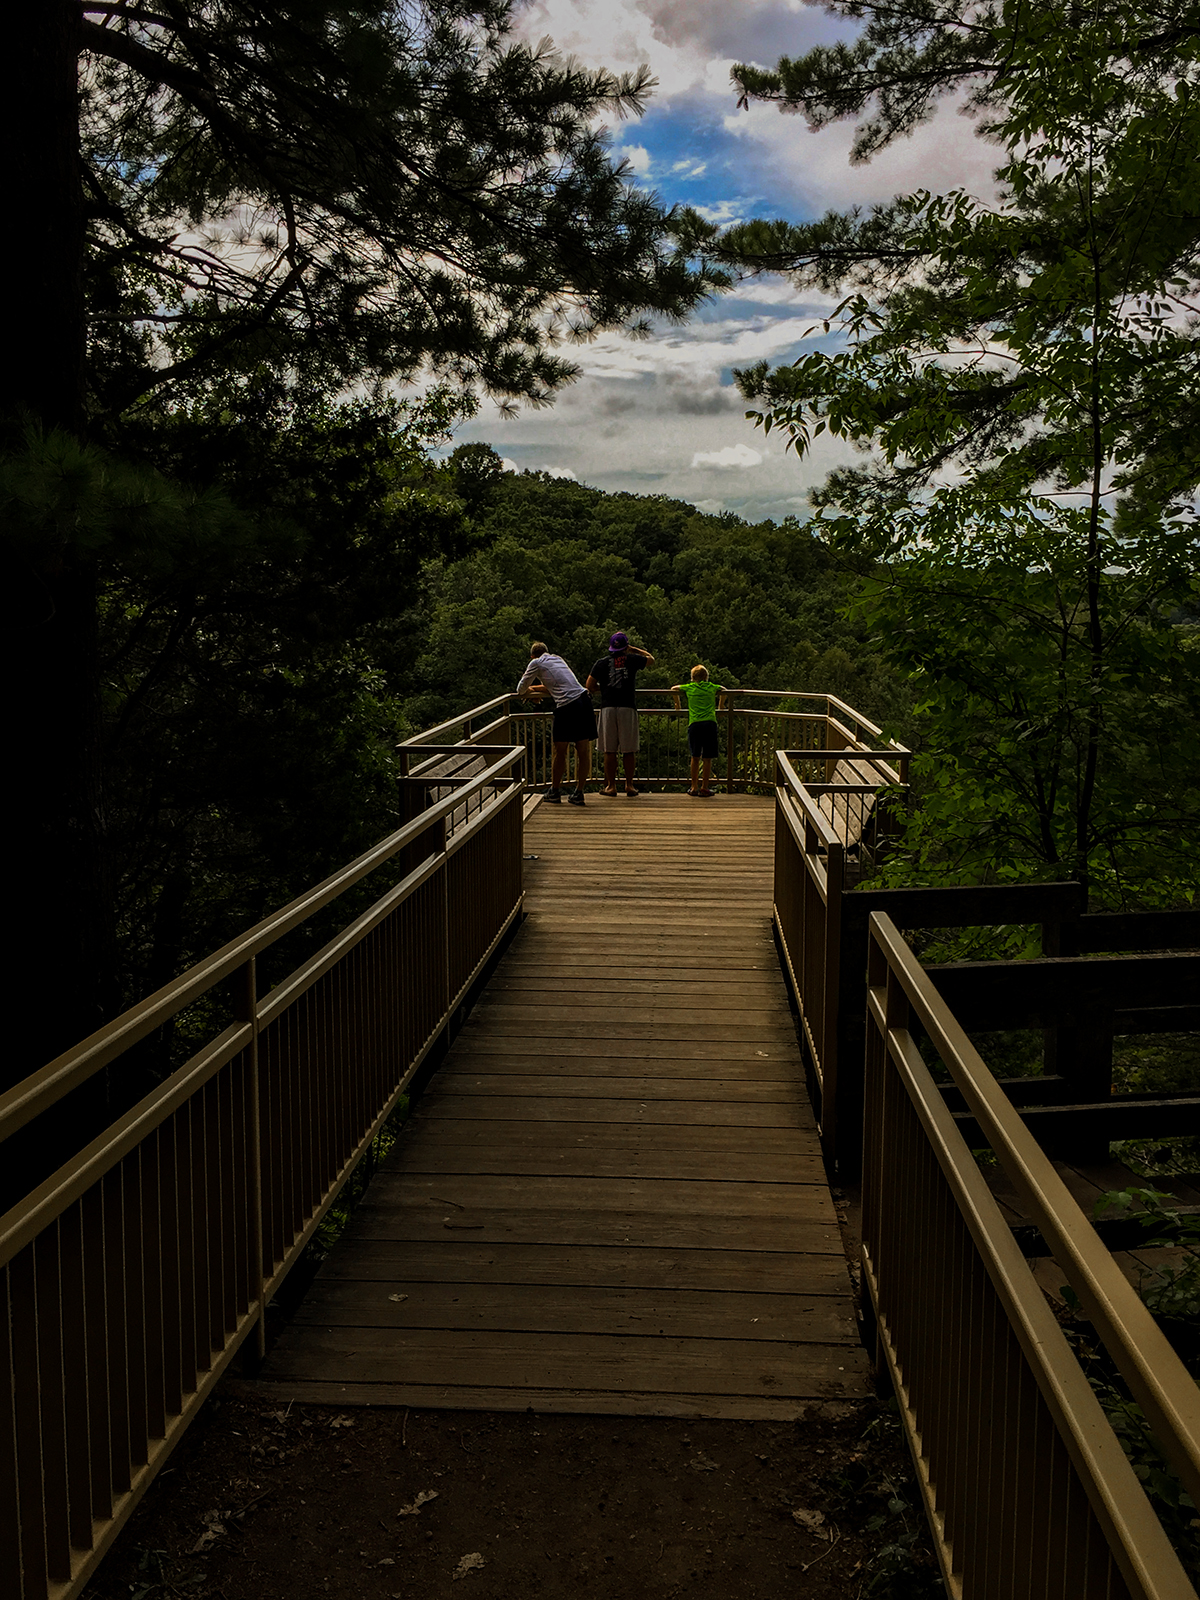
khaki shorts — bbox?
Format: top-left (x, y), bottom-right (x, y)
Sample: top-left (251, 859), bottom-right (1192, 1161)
top-left (597, 706), bottom-right (639, 753)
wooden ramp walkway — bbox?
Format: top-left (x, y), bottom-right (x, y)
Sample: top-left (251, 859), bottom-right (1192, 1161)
top-left (259, 794), bottom-right (868, 1416)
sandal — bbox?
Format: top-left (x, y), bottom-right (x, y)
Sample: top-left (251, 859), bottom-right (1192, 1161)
top-left (600, 786), bottom-right (618, 797)
top-left (699, 788), bottom-right (715, 798)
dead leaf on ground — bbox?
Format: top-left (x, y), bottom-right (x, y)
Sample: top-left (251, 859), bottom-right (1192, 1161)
top-left (397, 1490), bottom-right (439, 1516)
top-left (452, 1551), bottom-right (485, 1578)
top-left (190, 1510), bottom-right (228, 1552)
top-left (688, 1453), bottom-right (720, 1473)
top-left (792, 1506), bottom-right (827, 1534)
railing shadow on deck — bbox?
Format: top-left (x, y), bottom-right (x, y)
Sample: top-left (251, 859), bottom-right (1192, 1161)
top-left (0, 747), bottom-right (525, 1600)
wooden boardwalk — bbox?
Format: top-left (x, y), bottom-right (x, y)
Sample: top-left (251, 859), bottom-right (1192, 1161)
top-left (259, 794), bottom-right (868, 1416)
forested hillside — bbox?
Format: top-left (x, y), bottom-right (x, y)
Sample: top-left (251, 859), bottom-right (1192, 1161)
top-left (7, 0), bottom-right (1200, 1082)
top-left (97, 433), bottom-right (909, 1019)
top-left (402, 457), bottom-right (904, 725)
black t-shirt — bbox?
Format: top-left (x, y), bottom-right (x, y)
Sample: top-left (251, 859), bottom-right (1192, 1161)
top-left (590, 652), bottom-right (642, 708)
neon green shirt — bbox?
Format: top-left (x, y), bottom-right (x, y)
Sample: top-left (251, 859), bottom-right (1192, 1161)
top-left (678, 681), bottom-right (724, 723)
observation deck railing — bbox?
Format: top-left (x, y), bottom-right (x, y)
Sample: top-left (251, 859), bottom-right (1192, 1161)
top-left (399, 687), bottom-right (909, 800)
top-left (19, 679), bottom-right (1192, 1598)
top-left (0, 747), bottom-right (525, 1600)
top-left (863, 913), bottom-right (1200, 1599)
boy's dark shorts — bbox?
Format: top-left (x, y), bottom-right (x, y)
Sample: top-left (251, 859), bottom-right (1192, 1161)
top-left (553, 691), bottom-right (597, 743)
top-left (687, 720), bottom-right (719, 758)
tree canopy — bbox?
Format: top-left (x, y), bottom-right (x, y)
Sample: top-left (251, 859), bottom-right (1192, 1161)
top-left (703, 0), bottom-right (1200, 898)
top-left (1, 2), bottom-right (726, 1084)
top-left (76, 0), bottom-right (725, 425)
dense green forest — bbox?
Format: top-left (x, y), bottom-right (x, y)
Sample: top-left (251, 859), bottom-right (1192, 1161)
top-left (96, 420), bottom-right (910, 1016)
top-left (5, 0), bottom-right (1199, 1069)
top-left (95, 408), bottom-right (1199, 1028)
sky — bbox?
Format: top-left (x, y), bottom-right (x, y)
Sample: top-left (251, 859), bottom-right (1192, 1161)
top-left (443, 0), bottom-right (999, 522)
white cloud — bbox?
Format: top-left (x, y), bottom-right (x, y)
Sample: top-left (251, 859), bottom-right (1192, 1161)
top-left (703, 57), bottom-right (741, 95)
top-left (500, 457), bottom-right (519, 473)
top-left (614, 142), bottom-right (652, 174)
top-left (691, 443), bottom-right (764, 469)
top-left (692, 199), bottom-right (747, 226)
top-left (537, 465), bottom-right (579, 479)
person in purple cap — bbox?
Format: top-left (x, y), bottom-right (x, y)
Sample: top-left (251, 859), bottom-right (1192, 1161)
top-left (586, 630), bottom-right (655, 797)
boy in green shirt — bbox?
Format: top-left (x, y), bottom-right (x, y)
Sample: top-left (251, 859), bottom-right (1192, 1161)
top-left (671, 664), bottom-right (727, 797)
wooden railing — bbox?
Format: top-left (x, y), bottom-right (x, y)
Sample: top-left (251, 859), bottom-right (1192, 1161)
top-left (0, 747), bottom-right (525, 1600)
top-left (401, 688), bottom-right (907, 795)
top-left (863, 911), bottom-right (1200, 1599)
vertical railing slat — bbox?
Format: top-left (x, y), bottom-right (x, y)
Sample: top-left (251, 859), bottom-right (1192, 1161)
top-left (57, 1202), bottom-right (94, 1554)
top-left (0, 1263), bottom-right (23, 1600)
top-left (11, 1246), bottom-right (48, 1599)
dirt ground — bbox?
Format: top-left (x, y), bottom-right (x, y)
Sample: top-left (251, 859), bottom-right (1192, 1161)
top-left (80, 1386), bottom-right (943, 1600)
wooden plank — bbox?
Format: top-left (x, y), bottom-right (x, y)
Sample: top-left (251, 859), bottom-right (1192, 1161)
top-left (483, 978), bottom-right (788, 1001)
top-left (434, 1061), bottom-right (800, 1087)
top-left (526, 915), bottom-right (773, 932)
top-left (953, 1097), bottom-right (1200, 1148)
top-left (446, 1036), bottom-right (798, 1063)
top-left (840, 881), bottom-right (1086, 932)
top-left (317, 1240), bottom-right (856, 1293)
top-left (456, 1014), bottom-right (796, 1042)
top-left (410, 1094), bottom-right (807, 1127)
top-left (927, 951), bottom-right (1198, 1026)
top-left (344, 1207), bottom-right (841, 1254)
top-left (366, 1172), bottom-right (837, 1217)
top-left (497, 961), bottom-right (778, 982)
top-left (249, 1382), bottom-right (832, 1420)
top-left (429, 1072), bottom-right (801, 1100)
top-left (399, 1121), bottom-right (821, 1157)
top-left (477, 997), bottom-right (794, 1022)
top-left (258, 793), bottom-right (858, 1418)
top-left (261, 1326), bottom-right (866, 1399)
top-left (505, 935), bottom-right (777, 953)
top-left (291, 1282), bottom-right (858, 1343)
top-left (394, 1144), bottom-right (821, 1182)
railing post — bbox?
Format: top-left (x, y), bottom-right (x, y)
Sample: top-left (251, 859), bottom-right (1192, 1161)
top-left (236, 957), bottom-right (266, 1369)
top-left (726, 703), bottom-right (735, 793)
top-left (439, 817), bottom-right (453, 1048)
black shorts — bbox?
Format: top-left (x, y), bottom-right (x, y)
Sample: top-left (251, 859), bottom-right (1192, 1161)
top-left (687, 720), bottom-right (719, 758)
top-left (552, 691), bottom-right (597, 744)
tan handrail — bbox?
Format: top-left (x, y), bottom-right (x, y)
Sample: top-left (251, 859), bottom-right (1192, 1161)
top-left (398, 693), bottom-right (512, 747)
top-left (0, 746), bottom-right (524, 1142)
top-left (870, 910), bottom-right (1200, 1517)
top-left (776, 752), bottom-right (843, 852)
top-left (1, 738), bottom-right (526, 1600)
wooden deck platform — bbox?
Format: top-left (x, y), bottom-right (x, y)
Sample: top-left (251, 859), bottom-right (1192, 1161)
top-left (258, 793), bottom-right (869, 1416)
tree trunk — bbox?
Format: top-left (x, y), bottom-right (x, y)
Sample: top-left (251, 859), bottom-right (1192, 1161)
top-left (1, 4), bottom-right (117, 1092)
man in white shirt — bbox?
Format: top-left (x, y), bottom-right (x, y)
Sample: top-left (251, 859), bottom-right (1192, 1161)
top-left (515, 641), bottom-right (596, 805)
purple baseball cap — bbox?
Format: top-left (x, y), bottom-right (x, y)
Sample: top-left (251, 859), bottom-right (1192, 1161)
top-left (608, 631), bottom-right (628, 652)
